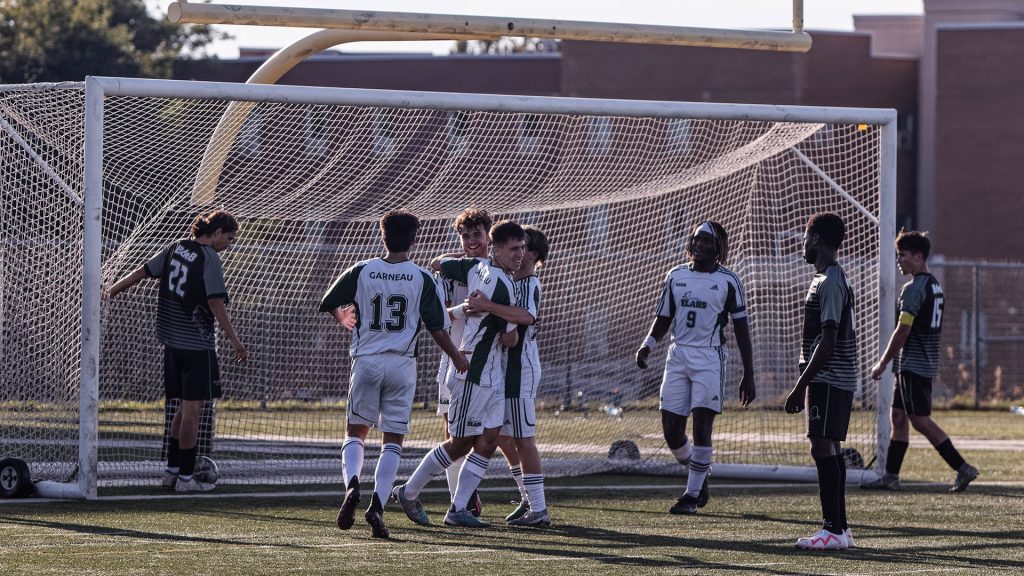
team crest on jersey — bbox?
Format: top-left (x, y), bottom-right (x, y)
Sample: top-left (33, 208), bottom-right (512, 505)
top-left (679, 291), bottom-right (709, 309)
top-left (808, 405), bottom-right (822, 421)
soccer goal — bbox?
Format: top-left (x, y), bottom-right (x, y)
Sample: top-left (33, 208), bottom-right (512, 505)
top-left (0, 77), bottom-right (895, 499)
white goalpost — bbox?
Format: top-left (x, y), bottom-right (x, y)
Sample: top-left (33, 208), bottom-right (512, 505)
top-left (0, 76), bottom-right (895, 499)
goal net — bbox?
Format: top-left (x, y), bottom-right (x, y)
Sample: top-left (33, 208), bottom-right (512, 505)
top-left (0, 78), bottom-right (895, 496)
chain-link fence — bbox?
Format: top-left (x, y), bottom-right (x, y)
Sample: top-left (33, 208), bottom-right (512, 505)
top-left (931, 259), bottom-right (1024, 407)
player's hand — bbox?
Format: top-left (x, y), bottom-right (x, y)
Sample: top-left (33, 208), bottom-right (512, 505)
top-left (465, 290), bottom-right (492, 316)
top-left (784, 384), bottom-right (805, 414)
top-left (739, 373), bottom-right (756, 407)
top-left (453, 351), bottom-right (469, 373)
top-left (635, 346), bottom-right (651, 369)
top-left (231, 339), bottom-right (247, 364)
top-left (339, 305), bottom-right (357, 331)
top-left (870, 360), bottom-right (886, 380)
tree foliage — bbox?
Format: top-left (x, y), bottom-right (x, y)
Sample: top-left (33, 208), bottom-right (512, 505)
top-left (0, 0), bottom-right (224, 82)
top-left (452, 37), bottom-right (559, 55)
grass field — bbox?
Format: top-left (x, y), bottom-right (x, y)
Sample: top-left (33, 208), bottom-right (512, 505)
top-left (2, 410), bottom-right (1022, 575)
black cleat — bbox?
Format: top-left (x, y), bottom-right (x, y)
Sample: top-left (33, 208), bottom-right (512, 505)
top-left (336, 478), bottom-right (360, 530)
top-left (469, 489), bottom-right (484, 518)
top-left (669, 494), bottom-right (699, 515)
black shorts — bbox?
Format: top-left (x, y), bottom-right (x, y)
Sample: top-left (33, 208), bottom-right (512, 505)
top-left (806, 383), bottom-right (854, 441)
top-left (164, 347), bottom-right (220, 401)
top-left (893, 372), bottom-right (932, 416)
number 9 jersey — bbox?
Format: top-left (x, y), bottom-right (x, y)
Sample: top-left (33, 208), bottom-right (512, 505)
top-left (655, 263), bottom-right (747, 347)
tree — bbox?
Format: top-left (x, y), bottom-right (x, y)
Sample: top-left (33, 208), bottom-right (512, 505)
top-left (452, 37), bottom-right (559, 55)
top-left (0, 0), bottom-right (225, 83)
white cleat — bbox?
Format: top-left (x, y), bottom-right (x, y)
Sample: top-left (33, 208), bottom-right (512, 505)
top-left (796, 528), bottom-right (848, 550)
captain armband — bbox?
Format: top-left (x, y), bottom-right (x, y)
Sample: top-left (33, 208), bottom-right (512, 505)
top-left (898, 311), bottom-right (915, 326)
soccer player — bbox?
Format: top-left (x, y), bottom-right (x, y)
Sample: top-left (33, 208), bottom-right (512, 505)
top-left (319, 210), bottom-right (468, 539)
top-left (635, 221), bottom-right (755, 516)
top-left (393, 221), bottom-right (525, 528)
top-left (466, 225), bottom-right (551, 526)
top-left (432, 207), bottom-right (492, 516)
top-left (105, 209), bottom-right (247, 493)
top-left (785, 213), bottom-right (856, 550)
top-left (863, 230), bottom-right (979, 492)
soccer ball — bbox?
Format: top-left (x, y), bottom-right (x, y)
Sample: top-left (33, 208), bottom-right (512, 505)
top-left (194, 456), bottom-right (219, 484)
top-left (841, 447), bottom-right (865, 469)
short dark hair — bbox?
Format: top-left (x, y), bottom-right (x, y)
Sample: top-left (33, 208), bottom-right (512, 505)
top-left (453, 207), bottom-right (493, 233)
top-left (380, 210), bottom-right (420, 252)
top-left (687, 220), bottom-right (729, 265)
top-left (489, 220), bottom-right (525, 245)
top-left (523, 225), bottom-right (549, 264)
top-left (807, 213), bottom-right (846, 250)
top-left (191, 209), bottom-right (238, 238)
top-left (896, 229), bottom-right (931, 259)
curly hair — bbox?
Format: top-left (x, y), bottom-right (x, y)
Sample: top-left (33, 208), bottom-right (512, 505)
top-left (190, 209), bottom-right (238, 238)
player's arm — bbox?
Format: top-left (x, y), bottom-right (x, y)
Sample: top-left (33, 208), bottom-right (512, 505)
top-left (429, 252), bottom-right (466, 272)
top-left (329, 305), bottom-right (358, 331)
top-left (464, 290), bottom-right (536, 325)
top-left (500, 327), bottom-right (519, 348)
top-left (428, 328), bottom-right (469, 373)
top-left (636, 316), bottom-right (671, 369)
top-left (104, 266), bottom-right (149, 299)
top-left (733, 317), bottom-right (756, 406)
top-left (870, 321), bottom-right (912, 380)
top-left (319, 264), bottom-right (360, 313)
top-left (208, 297), bottom-right (247, 364)
top-left (785, 325), bottom-right (836, 414)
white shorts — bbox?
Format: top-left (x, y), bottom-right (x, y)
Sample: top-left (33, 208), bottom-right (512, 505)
top-left (436, 360), bottom-right (454, 415)
top-left (659, 345), bottom-right (726, 415)
top-left (500, 397), bottom-right (537, 438)
top-left (347, 354), bottom-right (416, 435)
top-left (447, 372), bottom-right (504, 438)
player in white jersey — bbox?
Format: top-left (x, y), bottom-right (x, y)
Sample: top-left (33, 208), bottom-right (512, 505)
top-left (319, 210), bottom-right (468, 539)
top-left (467, 225), bottom-right (550, 526)
top-left (636, 221), bottom-right (756, 515)
top-left (431, 207), bottom-right (492, 515)
top-left (394, 221), bottom-right (525, 528)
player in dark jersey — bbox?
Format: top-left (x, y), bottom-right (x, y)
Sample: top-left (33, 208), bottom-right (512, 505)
top-left (106, 210), bottom-right (247, 492)
top-left (863, 230), bottom-right (979, 492)
top-left (785, 213), bottom-right (856, 550)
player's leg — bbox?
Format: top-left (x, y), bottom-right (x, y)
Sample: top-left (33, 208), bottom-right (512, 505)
top-left (162, 347), bottom-right (183, 489)
top-left (506, 399), bottom-right (549, 527)
top-left (862, 380), bottom-right (910, 490)
top-left (797, 384), bottom-right (853, 550)
top-left (684, 346), bottom-right (725, 510)
top-left (439, 363), bottom-right (471, 505)
top-left (174, 349), bottom-right (218, 493)
top-left (903, 374), bottom-right (978, 491)
top-left (447, 385), bottom-right (502, 527)
top-left (337, 356), bottom-right (385, 529)
top-left (660, 345), bottom-right (692, 467)
top-left (688, 408), bottom-right (716, 509)
top-left (497, 433), bottom-right (527, 518)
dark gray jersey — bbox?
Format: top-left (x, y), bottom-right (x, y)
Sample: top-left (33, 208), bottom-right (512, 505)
top-left (145, 239), bottom-right (228, 351)
top-left (894, 273), bottom-right (943, 378)
top-left (800, 263), bottom-right (859, 391)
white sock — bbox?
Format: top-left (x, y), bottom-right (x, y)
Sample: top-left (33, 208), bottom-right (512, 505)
top-left (341, 436), bottom-right (364, 488)
top-left (510, 464), bottom-right (529, 504)
top-left (671, 437), bottom-right (692, 466)
top-left (452, 452), bottom-right (489, 510)
top-left (446, 456), bottom-right (467, 501)
top-left (373, 443), bottom-right (403, 506)
top-left (686, 445), bottom-right (713, 497)
top-left (404, 444), bottom-right (452, 499)
top-left (523, 473), bottom-right (546, 512)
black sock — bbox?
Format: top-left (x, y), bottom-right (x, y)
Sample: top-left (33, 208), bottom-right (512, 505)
top-left (814, 456), bottom-right (842, 534)
top-left (167, 437), bottom-right (181, 469)
top-left (935, 439), bottom-right (965, 471)
top-left (886, 440), bottom-right (909, 476)
top-left (179, 446), bottom-right (198, 477)
top-left (835, 454), bottom-right (848, 531)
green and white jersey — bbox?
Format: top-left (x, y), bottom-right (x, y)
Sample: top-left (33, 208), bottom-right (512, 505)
top-left (894, 273), bottom-right (943, 378)
top-left (319, 258), bottom-right (448, 357)
top-left (505, 275), bottom-right (541, 399)
top-left (439, 257), bottom-right (517, 386)
top-left (656, 263), bottom-right (747, 347)
top-left (800, 263), bottom-right (859, 391)
top-left (435, 257), bottom-right (481, 384)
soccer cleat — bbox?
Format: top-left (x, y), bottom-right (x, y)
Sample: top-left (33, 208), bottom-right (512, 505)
top-left (950, 463), bottom-right (979, 492)
top-left (336, 483), bottom-right (361, 530)
top-left (796, 528), bottom-right (849, 550)
top-left (174, 476), bottom-right (216, 493)
top-left (392, 484), bottom-right (430, 526)
top-left (860, 473), bottom-right (902, 491)
top-left (364, 508), bottom-right (390, 539)
top-left (505, 501), bottom-right (531, 523)
top-left (161, 470), bottom-right (178, 490)
top-left (668, 494), bottom-right (699, 515)
top-left (444, 508), bottom-right (490, 528)
top-left (844, 528), bottom-right (855, 548)
top-left (696, 477), bottom-right (711, 508)
top-left (508, 508), bottom-right (550, 527)
top-left (470, 489), bottom-right (484, 518)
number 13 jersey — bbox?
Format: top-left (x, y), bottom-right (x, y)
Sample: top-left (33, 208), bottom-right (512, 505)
top-left (655, 263), bottom-right (747, 347)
